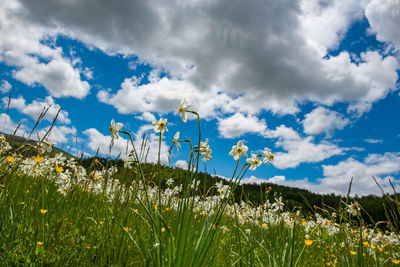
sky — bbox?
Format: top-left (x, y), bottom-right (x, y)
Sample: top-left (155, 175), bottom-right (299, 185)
top-left (0, 0), bottom-right (399, 196)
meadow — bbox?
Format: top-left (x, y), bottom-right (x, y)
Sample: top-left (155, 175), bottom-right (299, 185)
top-left (1, 100), bottom-right (399, 266)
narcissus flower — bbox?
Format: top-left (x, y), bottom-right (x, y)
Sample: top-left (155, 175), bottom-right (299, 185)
top-left (110, 119), bottom-right (123, 139)
top-left (262, 147), bottom-right (274, 163)
top-left (178, 98), bottom-right (191, 123)
top-left (229, 140), bottom-right (248, 161)
top-left (199, 139), bottom-right (212, 162)
top-left (152, 118), bottom-right (168, 134)
top-left (246, 154), bottom-right (261, 170)
top-left (172, 131), bottom-right (181, 151)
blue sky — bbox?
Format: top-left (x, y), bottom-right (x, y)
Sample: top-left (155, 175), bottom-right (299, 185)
top-left (1, 0), bottom-right (399, 196)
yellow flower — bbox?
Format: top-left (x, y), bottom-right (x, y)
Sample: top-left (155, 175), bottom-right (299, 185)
top-left (301, 221), bottom-right (307, 225)
top-left (123, 227), bottom-right (132, 231)
top-left (34, 155), bottom-right (44, 163)
top-left (55, 166), bottom-right (64, 172)
top-left (161, 227), bottom-right (166, 233)
top-left (362, 241), bottom-right (369, 246)
top-left (19, 201), bottom-right (25, 205)
top-left (304, 240), bottom-right (314, 246)
top-left (262, 223), bottom-right (268, 228)
top-left (99, 221), bottom-right (104, 225)
top-left (350, 250), bottom-right (357, 255)
top-left (392, 259), bottom-right (400, 264)
top-left (6, 156), bottom-right (16, 163)
top-left (37, 241), bottom-right (43, 246)
top-left (165, 207), bottom-right (169, 211)
top-left (25, 190), bottom-right (30, 194)
top-left (370, 245), bottom-right (376, 250)
top-left (40, 209), bottom-right (48, 214)
top-left (154, 205), bottom-right (158, 211)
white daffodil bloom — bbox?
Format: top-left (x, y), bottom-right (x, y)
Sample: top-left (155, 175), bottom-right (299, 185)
top-left (199, 139), bottom-right (212, 161)
top-left (262, 147), bottom-right (274, 163)
top-left (110, 119), bottom-right (123, 139)
top-left (172, 131), bottom-right (181, 151)
top-left (124, 155), bottom-right (134, 169)
top-left (152, 118), bottom-right (168, 134)
top-left (178, 98), bottom-right (191, 123)
top-left (228, 140), bottom-right (248, 161)
top-left (246, 153), bottom-right (261, 170)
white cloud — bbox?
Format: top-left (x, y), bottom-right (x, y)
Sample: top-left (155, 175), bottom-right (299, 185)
top-left (267, 125), bottom-right (344, 169)
top-left (83, 124), bottom-right (169, 164)
top-left (0, 1), bottom-right (90, 99)
top-left (217, 113), bottom-right (267, 138)
top-left (366, 0), bottom-right (400, 50)
top-left (9, 0), bottom-right (398, 116)
top-left (175, 160), bottom-right (188, 169)
top-left (38, 125), bottom-right (77, 144)
top-left (135, 112), bottom-right (156, 122)
top-left (241, 175), bottom-right (286, 185)
top-left (364, 138), bottom-right (383, 144)
top-left (3, 95), bottom-right (71, 124)
top-left (302, 106), bottom-right (349, 136)
top-left (318, 153), bottom-right (400, 196)
top-left (0, 112), bottom-right (26, 136)
top-left (0, 80), bottom-right (11, 93)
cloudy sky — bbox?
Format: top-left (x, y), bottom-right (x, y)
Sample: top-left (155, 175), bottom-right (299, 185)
top-left (1, 0), bottom-right (399, 196)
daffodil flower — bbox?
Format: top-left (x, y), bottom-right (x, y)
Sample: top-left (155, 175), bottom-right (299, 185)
top-left (229, 140), bottom-right (248, 161)
top-left (199, 139), bottom-right (212, 161)
top-left (110, 119), bottom-right (123, 139)
top-left (178, 98), bottom-right (191, 123)
top-left (152, 118), bottom-right (168, 134)
top-left (172, 131), bottom-right (181, 151)
top-left (262, 147), bottom-right (274, 163)
top-left (246, 154), bottom-right (261, 170)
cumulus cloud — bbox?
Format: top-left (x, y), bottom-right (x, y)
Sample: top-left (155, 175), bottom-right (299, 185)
top-left (83, 124), bottom-right (169, 164)
top-left (0, 1), bottom-right (90, 98)
top-left (217, 113), bottom-right (267, 138)
top-left (366, 0), bottom-right (400, 50)
top-left (0, 80), bottom-right (12, 93)
top-left (267, 125), bottom-right (344, 169)
top-left (0, 113), bottom-right (26, 136)
top-left (6, 0), bottom-right (397, 117)
top-left (2, 95), bottom-right (71, 124)
top-left (38, 125), bottom-right (77, 144)
top-left (302, 106), bottom-right (349, 136)
top-left (175, 160), bottom-right (188, 169)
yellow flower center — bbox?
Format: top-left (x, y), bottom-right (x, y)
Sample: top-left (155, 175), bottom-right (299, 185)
top-left (237, 147), bottom-right (242, 153)
top-left (178, 107), bottom-right (183, 113)
top-left (159, 122), bottom-right (166, 128)
top-left (109, 126), bottom-right (113, 132)
top-left (254, 159), bottom-right (260, 165)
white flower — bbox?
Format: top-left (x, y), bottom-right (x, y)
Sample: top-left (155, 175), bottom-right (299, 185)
top-left (178, 98), bottom-right (191, 123)
top-left (228, 140), bottom-right (248, 161)
top-left (152, 118), bottom-right (168, 134)
top-left (262, 147), bottom-right (274, 164)
top-left (110, 119), bottom-right (123, 139)
top-left (124, 155), bottom-right (134, 169)
top-left (199, 139), bottom-right (212, 162)
top-left (172, 131), bottom-right (181, 151)
top-left (166, 178), bottom-right (174, 187)
top-left (246, 154), bottom-right (261, 170)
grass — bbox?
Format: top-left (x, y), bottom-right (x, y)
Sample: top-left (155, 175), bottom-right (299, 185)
top-left (1, 103), bottom-right (400, 266)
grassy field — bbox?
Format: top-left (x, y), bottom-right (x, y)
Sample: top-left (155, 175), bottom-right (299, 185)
top-left (1, 104), bottom-right (400, 266)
